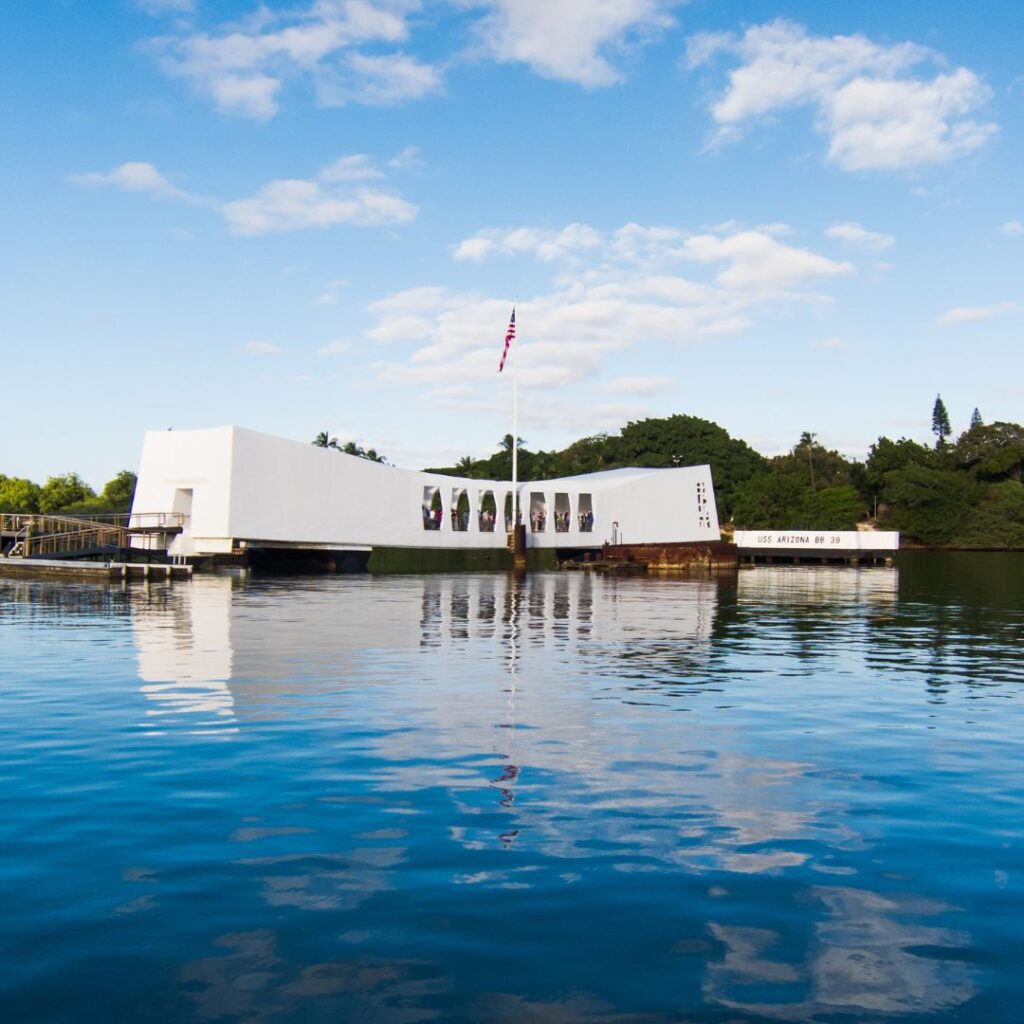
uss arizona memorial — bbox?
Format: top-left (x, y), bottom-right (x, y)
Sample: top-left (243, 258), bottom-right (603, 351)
top-left (131, 426), bottom-right (721, 565)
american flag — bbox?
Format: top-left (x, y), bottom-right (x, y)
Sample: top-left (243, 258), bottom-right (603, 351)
top-left (498, 308), bottom-right (515, 372)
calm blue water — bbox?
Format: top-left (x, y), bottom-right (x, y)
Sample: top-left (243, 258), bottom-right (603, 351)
top-left (1, 553), bottom-right (1022, 1023)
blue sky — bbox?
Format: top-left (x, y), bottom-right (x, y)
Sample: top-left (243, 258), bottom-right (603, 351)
top-left (3, 0), bottom-right (1022, 485)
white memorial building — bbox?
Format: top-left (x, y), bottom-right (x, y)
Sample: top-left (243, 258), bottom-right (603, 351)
top-left (130, 426), bottom-right (721, 566)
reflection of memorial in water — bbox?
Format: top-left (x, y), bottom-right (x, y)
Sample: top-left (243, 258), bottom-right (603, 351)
top-left (131, 576), bottom-right (237, 735)
top-left (379, 575), bottom-right (866, 877)
top-left (731, 566), bottom-right (899, 669)
top-left (737, 565), bottom-right (898, 606)
top-left (128, 571), bottom-right (979, 1022)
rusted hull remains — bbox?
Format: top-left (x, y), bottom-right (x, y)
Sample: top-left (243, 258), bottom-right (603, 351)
top-left (600, 541), bottom-right (738, 573)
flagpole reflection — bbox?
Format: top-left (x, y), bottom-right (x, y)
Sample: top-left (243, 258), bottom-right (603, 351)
top-left (493, 575), bottom-right (522, 846)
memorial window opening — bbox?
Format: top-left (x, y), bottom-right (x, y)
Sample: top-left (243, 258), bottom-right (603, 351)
top-left (554, 492), bottom-right (571, 533)
top-left (451, 488), bottom-right (470, 531)
top-left (478, 490), bottom-right (497, 532)
top-left (529, 492), bottom-right (547, 532)
top-left (422, 486), bottom-right (443, 530)
top-left (578, 493), bottom-right (594, 532)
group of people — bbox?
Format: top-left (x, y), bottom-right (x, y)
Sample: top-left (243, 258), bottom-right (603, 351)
top-left (421, 505), bottom-right (481, 532)
top-left (424, 502), bottom-right (594, 534)
top-left (528, 509), bottom-right (594, 533)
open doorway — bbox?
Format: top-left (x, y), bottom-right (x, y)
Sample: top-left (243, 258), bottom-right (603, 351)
top-left (172, 487), bottom-right (193, 521)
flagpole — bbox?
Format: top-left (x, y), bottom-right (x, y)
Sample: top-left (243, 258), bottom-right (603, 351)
top-left (512, 304), bottom-right (518, 529)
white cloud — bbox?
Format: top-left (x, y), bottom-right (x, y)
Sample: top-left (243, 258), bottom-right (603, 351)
top-left (317, 340), bottom-right (354, 356)
top-left (815, 336), bottom-right (845, 350)
top-left (315, 51), bottom-right (442, 106)
top-left (314, 278), bottom-right (348, 305)
top-left (465, 0), bottom-right (676, 87)
top-left (935, 301), bottom-right (1018, 326)
top-left (136, 0), bottom-right (194, 13)
top-left (221, 155), bottom-right (416, 235)
top-left (454, 236), bottom-right (496, 262)
top-left (150, 1), bottom-right (437, 119)
top-left (454, 220), bottom-right (852, 294)
top-left (688, 19), bottom-right (997, 171)
top-left (387, 145), bottom-right (424, 171)
top-left (68, 161), bottom-right (192, 201)
top-left (222, 180), bottom-right (416, 234)
top-left (148, 1), bottom-right (680, 115)
top-left (368, 220), bottom-right (855, 409)
top-left (319, 154), bottom-right (382, 182)
top-left (680, 230), bottom-right (853, 292)
top-left (825, 222), bottom-right (894, 250)
top-left (239, 340), bottom-right (284, 356)
top-left (1000, 220), bottom-right (1023, 236)
top-left (604, 375), bottom-right (670, 396)
top-left (454, 222), bottom-right (603, 263)
top-left (70, 155), bottom-right (414, 237)
top-left (207, 73), bottom-right (282, 120)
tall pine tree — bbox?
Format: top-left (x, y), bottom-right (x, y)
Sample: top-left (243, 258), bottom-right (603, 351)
top-left (932, 394), bottom-right (951, 448)
top-left (970, 407), bottom-right (983, 429)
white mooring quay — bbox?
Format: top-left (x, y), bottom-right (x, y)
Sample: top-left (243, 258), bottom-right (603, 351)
top-left (734, 530), bottom-right (899, 566)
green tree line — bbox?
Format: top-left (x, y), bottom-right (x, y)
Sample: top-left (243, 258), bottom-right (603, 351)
top-left (0, 470), bottom-right (137, 516)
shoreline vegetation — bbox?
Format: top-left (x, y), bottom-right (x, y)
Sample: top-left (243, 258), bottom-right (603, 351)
top-left (4, 400), bottom-right (1022, 551)
top-left (0, 470), bottom-right (136, 518)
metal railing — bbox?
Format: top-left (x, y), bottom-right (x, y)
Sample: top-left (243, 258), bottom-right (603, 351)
top-left (0, 513), bottom-right (33, 534)
top-left (2, 511), bottom-right (185, 531)
top-left (0, 514), bottom-right (127, 558)
top-left (1, 511), bottom-right (186, 559)
top-left (126, 512), bottom-right (187, 531)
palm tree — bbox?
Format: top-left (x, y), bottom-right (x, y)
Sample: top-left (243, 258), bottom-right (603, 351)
top-left (798, 431), bottom-right (817, 489)
top-left (339, 440), bottom-right (388, 463)
top-left (455, 456), bottom-right (476, 477)
top-left (499, 434), bottom-right (526, 452)
top-left (313, 430), bottom-right (338, 449)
